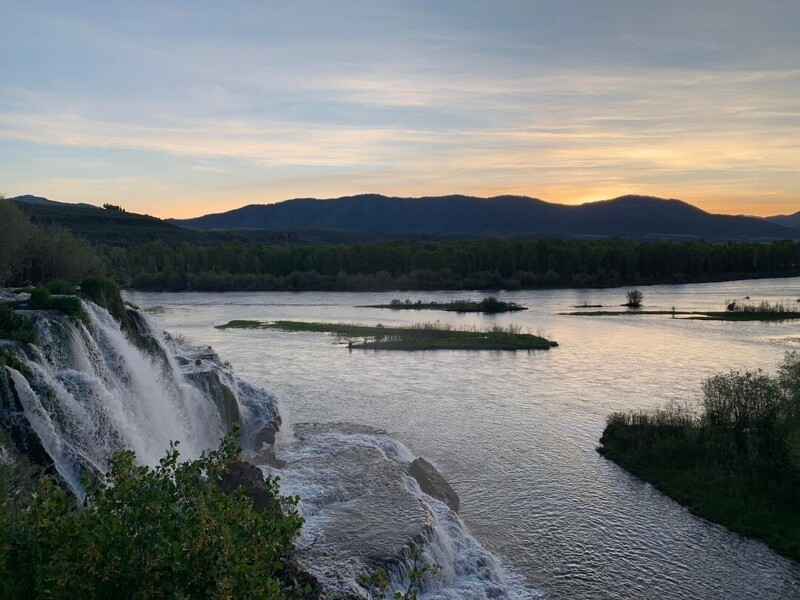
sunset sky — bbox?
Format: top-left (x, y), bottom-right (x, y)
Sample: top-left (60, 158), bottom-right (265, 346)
top-left (1, 1), bottom-right (799, 218)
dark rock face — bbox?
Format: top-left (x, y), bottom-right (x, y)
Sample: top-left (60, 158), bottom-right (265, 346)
top-left (184, 370), bottom-right (241, 432)
top-left (220, 460), bottom-right (276, 512)
top-left (124, 307), bottom-right (171, 363)
top-left (0, 360), bottom-right (52, 468)
top-left (220, 461), bottom-right (322, 599)
top-left (408, 457), bottom-right (459, 512)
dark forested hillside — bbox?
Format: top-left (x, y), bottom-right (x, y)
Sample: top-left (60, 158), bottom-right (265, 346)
top-left (101, 238), bottom-right (800, 292)
top-left (9, 196), bottom-right (470, 246)
top-left (766, 211), bottom-right (800, 230)
top-left (172, 194), bottom-right (800, 241)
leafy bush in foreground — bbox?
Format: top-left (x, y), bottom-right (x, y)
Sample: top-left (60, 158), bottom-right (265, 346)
top-left (0, 436), bottom-right (306, 599)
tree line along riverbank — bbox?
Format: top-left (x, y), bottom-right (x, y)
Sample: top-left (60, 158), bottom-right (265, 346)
top-left (3, 197), bottom-right (800, 293)
top-left (102, 238), bottom-right (800, 292)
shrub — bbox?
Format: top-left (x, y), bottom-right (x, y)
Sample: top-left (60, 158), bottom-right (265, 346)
top-left (80, 276), bottom-right (121, 309)
top-left (27, 286), bottom-right (52, 310)
top-left (44, 279), bottom-right (77, 295)
top-left (28, 286), bottom-right (86, 318)
top-left (480, 296), bottom-right (502, 312)
top-left (701, 370), bottom-right (782, 435)
top-left (0, 436), bottom-right (306, 598)
top-left (625, 290), bottom-right (643, 308)
top-left (50, 295), bottom-right (86, 318)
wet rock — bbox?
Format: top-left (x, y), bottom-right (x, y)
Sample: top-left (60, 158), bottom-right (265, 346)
top-left (408, 457), bottom-right (459, 512)
top-left (185, 370), bottom-right (241, 432)
top-left (220, 461), bottom-right (322, 598)
top-left (267, 423), bottom-right (437, 593)
top-left (254, 424), bottom-right (277, 448)
top-left (0, 362), bottom-right (53, 468)
top-left (220, 460), bottom-right (276, 511)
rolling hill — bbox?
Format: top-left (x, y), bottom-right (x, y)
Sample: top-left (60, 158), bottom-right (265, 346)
top-left (765, 211), bottom-right (800, 230)
top-left (7, 195), bottom-right (459, 246)
top-left (172, 194), bottom-right (800, 241)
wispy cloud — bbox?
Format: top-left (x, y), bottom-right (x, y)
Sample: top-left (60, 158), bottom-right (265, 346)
top-left (1, 1), bottom-right (799, 216)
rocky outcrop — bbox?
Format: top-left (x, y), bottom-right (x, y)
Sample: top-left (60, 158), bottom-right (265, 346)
top-left (185, 369), bottom-right (241, 432)
top-left (221, 460), bottom-right (322, 599)
top-left (408, 457), bottom-right (459, 512)
top-left (0, 359), bottom-right (52, 468)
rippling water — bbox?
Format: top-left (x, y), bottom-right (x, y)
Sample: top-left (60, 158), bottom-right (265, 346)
top-left (128, 278), bottom-right (800, 599)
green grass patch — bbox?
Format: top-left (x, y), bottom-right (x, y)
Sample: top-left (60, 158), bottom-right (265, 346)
top-left (561, 310), bottom-right (685, 316)
top-left (0, 305), bottom-right (37, 344)
top-left (27, 287), bottom-right (86, 319)
top-left (688, 311), bottom-right (800, 322)
top-left (80, 276), bottom-right (121, 310)
top-left (563, 309), bottom-right (800, 321)
top-left (43, 280), bottom-right (77, 296)
top-left (365, 297), bottom-right (527, 313)
top-left (600, 435), bottom-right (800, 561)
top-left (217, 320), bottom-right (557, 351)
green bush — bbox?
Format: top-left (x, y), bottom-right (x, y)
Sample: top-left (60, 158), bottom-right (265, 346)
top-left (27, 286), bottom-right (52, 310)
top-left (0, 436), bottom-right (306, 599)
top-left (50, 295), bottom-right (86, 318)
top-left (80, 276), bottom-right (121, 309)
top-left (0, 305), bottom-right (37, 344)
top-left (44, 279), bottom-right (77, 295)
top-left (28, 287), bottom-right (86, 319)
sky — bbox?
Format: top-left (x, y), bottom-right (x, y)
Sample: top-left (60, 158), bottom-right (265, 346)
top-left (1, 1), bottom-right (799, 219)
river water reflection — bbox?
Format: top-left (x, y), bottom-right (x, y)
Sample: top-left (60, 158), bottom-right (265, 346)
top-left (128, 278), bottom-right (800, 599)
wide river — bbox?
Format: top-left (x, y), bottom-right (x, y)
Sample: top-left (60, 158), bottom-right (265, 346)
top-left (128, 278), bottom-right (800, 599)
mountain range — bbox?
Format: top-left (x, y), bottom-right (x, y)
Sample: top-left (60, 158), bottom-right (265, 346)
top-left (171, 193), bottom-right (800, 241)
top-left (9, 193), bottom-right (800, 244)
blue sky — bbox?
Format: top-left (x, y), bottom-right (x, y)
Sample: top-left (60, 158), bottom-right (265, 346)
top-left (1, 1), bottom-right (799, 217)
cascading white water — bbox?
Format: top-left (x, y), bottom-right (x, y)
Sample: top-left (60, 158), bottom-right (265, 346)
top-left (267, 423), bottom-right (537, 599)
top-left (1, 300), bottom-right (280, 496)
top-left (1, 297), bottom-right (537, 597)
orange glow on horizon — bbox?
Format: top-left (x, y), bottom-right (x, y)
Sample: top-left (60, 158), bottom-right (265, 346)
top-left (44, 188), bottom-right (794, 220)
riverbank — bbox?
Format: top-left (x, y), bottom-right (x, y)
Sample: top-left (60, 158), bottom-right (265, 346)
top-left (216, 319), bottom-right (557, 350)
top-left (598, 357), bottom-right (800, 562)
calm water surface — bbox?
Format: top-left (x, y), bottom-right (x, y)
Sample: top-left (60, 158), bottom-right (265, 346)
top-left (128, 278), bottom-right (800, 599)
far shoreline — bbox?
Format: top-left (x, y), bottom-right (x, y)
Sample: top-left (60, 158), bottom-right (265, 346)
top-left (121, 272), bottom-right (800, 295)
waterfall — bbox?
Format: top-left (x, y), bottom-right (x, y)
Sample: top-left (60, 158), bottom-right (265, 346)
top-left (0, 300), bottom-right (280, 496)
top-left (0, 297), bottom-right (535, 597)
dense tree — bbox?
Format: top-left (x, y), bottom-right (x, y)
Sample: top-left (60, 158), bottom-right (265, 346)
top-left (0, 197), bottom-right (103, 286)
top-left (0, 197), bottom-right (34, 285)
top-left (98, 238), bottom-right (800, 292)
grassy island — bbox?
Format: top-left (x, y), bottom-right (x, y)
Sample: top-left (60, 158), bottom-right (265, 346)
top-left (599, 354), bottom-right (800, 562)
top-left (563, 300), bottom-right (800, 322)
top-left (217, 320), bottom-right (557, 351)
top-left (364, 297), bottom-right (527, 313)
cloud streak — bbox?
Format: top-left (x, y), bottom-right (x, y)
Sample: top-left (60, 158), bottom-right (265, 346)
top-left (1, 1), bottom-right (799, 217)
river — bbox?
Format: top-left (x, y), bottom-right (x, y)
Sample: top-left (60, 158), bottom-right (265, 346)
top-left (127, 278), bottom-right (800, 599)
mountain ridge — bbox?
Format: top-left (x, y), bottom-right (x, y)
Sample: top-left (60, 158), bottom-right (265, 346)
top-left (8, 193), bottom-right (800, 242)
top-left (169, 193), bottom-right (800, 241)
top-left (765, 210), bottom-right (800, 230)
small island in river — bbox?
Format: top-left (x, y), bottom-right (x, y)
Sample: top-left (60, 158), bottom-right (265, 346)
top-left (562, 300), bottom-right (800, 321)
top-left (216, 319), bottom-right (557, 351)
top-left (363, 297), bottom-right (527, 313)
